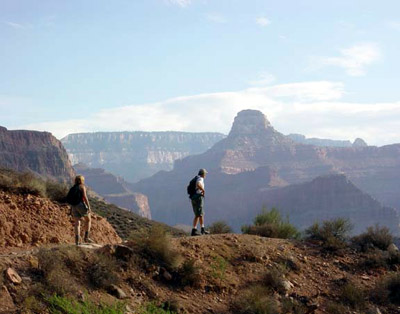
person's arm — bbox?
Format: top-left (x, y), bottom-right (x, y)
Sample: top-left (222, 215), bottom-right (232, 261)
top-left (81, 185), bottom-right (91, 211)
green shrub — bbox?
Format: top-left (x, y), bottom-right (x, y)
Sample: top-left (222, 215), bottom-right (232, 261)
top-left (178, 259), bottom-right (200, 287)
top-left (339, 282), bottom-right (366, 310)
top-left (129, 226), bottom-right (182, 271)
top-left (360, 249), bottom-right (389, 269)
top-left (231, 285), bottom-right (278, 314)
top-left (22, 295), bottom-right (46, 313)
top-left (210, 255), bottom-right (228, 280)
top-left (46, 180), bottom-right (69, 202)
top-left (138, 302), bottom-right (177, 314)
top-left (371, 273), bottom-right (400, 305)
top-left (352, 225), bottom-right (393, 252)
top-left (0, 168), bottom-right (69, 202)
top-left (242, 208), bottom-right (299, 239)
top-left (37, 248), bottom-right (78, 295)
top-left (88, 254), bottom-right (120, 289)
top-left (305, 218), bottom-right (353, 251)
top-left (208, 221), bottom-right (232, 234)
top-left (46, 294), bottom-right (125, 314)
top-left (16, 172), bottom-right (47, 197)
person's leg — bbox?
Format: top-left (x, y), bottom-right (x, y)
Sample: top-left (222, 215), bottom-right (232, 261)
top-left (192, 216), bottom-right (200, 228)
top-left (199, 216), bottom-right (204, 227)
top-left (199, 216), bottom-right (209, 234)
top-left (191, 197), bottom-right (201, 236)
top-left (74, 217), bottom-right (81, 245)
top-left (83, 213), bottom-right (93, 243)
top-left (197, 196), bottom-right (208, 235)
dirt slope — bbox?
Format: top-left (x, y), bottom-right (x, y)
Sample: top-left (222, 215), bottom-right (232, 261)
top-left (0, 191), bottom-right (121, 250)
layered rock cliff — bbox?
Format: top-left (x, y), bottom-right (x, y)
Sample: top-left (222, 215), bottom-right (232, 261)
top-left (131, 110), bottom-right (400, 234)
top-left (74, 164), bottom-right (151, 218)
top-left (0, 126), bottom-right (75, 182)
top-left (62, 131), bottom-right (225, 183)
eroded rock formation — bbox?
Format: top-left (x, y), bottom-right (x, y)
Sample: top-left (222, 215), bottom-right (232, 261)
top-left (0, 127), bottom-right (75, 182)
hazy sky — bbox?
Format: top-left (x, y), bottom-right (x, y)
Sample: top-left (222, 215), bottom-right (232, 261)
top-left (1, 0), bottom-right (400, 145)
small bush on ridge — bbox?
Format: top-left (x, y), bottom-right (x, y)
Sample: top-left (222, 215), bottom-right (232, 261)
top-left (352, 225), bottom-right (393, 252)
top-left (305, 218), bottom-right (353, 252)
top-left (208, 221), bottom-right (232, 234)
top-left (242, 207), bottom-right (299, 239)
top-left (129, 226), bottom-right (182, 271)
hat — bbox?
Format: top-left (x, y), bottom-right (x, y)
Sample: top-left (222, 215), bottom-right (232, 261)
top-left (198, 168), bottom-right (208, 175)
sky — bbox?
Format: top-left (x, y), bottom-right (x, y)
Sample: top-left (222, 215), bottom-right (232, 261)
top-left (1, 0), bottom-right (400, 145)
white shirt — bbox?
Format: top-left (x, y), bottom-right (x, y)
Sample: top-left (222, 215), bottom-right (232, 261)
top-left (196, 176), bottom-right (204, 195)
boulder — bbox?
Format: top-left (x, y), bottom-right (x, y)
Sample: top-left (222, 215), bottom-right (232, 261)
top-left (6, 268), bottom-right (22, 284)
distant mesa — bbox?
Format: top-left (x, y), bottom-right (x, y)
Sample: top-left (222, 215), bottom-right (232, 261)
top-left (287, 133), bottom-right (353, 147)
top-left (287, 133), bottom-right (368, 148)
top-left (62, 131), bottom-right (225, 183)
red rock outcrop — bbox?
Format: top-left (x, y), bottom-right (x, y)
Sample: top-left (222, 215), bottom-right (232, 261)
top-left (0, 126), bottom-right (75, 182)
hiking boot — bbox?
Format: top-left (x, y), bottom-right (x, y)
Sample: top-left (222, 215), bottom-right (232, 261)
top-left (84, 231), bottom-right (95, 244)
top-left (75, 235), bottom-right (81, 246)
top-left (201, 227), bottom-right (209, 235)
top-left (191, 228), bottom-right (201, 236)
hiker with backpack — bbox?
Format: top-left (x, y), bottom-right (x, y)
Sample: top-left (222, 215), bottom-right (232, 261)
top-left (66, 175), bottom-right (93, 245)
top-left (187, 169), bottom-right (209, 236)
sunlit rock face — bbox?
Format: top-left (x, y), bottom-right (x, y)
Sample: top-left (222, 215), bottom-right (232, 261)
top-left (0, 126), bottom-right (75, 182)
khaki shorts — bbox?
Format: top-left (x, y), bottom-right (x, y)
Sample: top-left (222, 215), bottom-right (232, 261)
top-left (191, 194), bottom-right (204, 217)
top-left (71, 202), bottom-right (89, 218)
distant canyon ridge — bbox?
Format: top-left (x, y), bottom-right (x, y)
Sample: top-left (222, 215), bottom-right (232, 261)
top-left (131, 110), bottom-right (400, 234)
top-left (0, 110), bottom-right (399, 235)
top-left (61, 131), bottom-right (226, 183)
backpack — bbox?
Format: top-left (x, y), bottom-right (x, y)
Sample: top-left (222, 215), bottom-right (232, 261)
top-left (187, 176), bottom-right (199, 198)
top-left (66, 184), bottom-right (82, 205)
